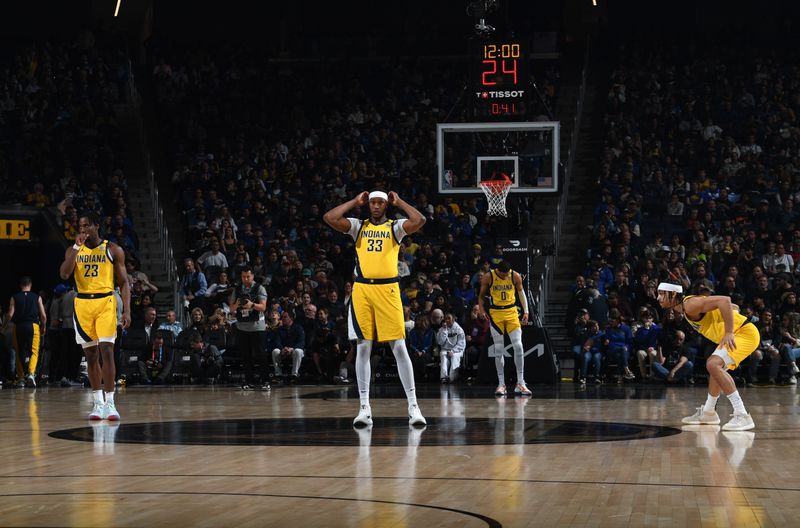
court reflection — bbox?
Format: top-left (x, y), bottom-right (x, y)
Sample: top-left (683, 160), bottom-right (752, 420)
top-left (51, 416), bottom-right (679, 446)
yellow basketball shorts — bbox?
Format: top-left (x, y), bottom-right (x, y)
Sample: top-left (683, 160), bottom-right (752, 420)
top-left (348, 282), bottom-right (405, 342)
top-left (73, 296), bottom-right (118, 345)
top-left (718, 322), bottom-right (760, 371)
top-left (489, 307), bottom-right (521, 335)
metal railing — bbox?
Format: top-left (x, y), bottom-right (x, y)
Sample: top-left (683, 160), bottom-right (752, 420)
top-left (127, 61), bottom-right (183, 325)
top-left (534, 37), bottom-right (591, 326)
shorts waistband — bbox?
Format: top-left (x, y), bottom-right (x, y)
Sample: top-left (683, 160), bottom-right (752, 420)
top-left (76, 292), bottom-right (113, 299)
top-left (491, 303), bottom-right (516, 310)
top-left (354, 277), bottom-right (399, 285)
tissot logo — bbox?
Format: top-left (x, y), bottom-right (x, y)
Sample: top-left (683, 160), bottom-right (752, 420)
top-left (475, 90), bottom-right (525, 99)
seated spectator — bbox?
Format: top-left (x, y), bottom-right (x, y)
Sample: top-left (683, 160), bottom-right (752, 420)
top-left (158, 310), bottom-right (184, 338)
top-left (408, 316), bottom-right (434, 380)
top-left (603, 310), bottom-right (635, 383)
top-left (463, 303), bottom-right (490, 374)
top-left (185, 307), bottom-right (207, 337)
top-left (179, 258), bottom-right (208, 312)
top-left (126, 259), bottom-right (159, 294)
top-left (271, 311), bottom-right (304, 382)
top-left (134, 307), bottom-right (159, 342)
top-left (748, 309), bottom-right (782, 384)
top-left (634, 311), bottom-right (661, 379)
top-left (437, 312), bottom-right (466, 384)
top-left (578, 319), bottom-right (604, 385)
top-left (137, 332), bottom-right (174, 384)
top-left (189, 331), bottom-right (223, 384)
top-left (197, 240), bottom-right (229, 275)
top-left (571, 308), bottom-right (591, 380)
top-left (651, 330), bottom-right (693, 383)
top-left (308, 307), bottom-right (338, 381)
top-left (778, 312), bottom-right (800, 385)
top-left (206, 271), bottom-right (234, 309)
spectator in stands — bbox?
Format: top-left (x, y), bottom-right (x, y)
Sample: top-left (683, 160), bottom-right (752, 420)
top-left (604, 309), bottom-right (635, 383)
top-left (463, 303), bottom-right (490, 376)
top-left (748, 309), bottom-right (782, 385)
top-left (198, 240), bottom-right (229, 274)
top-left (206, 271), bottom-right (234, 309)
top-left (778, 312), bottom-right (800, 385)
top-left (189, 331), bottom-right (223, 384)
top-left (135, 307), bottom-right (159, 343)
top-left (272, 311), bottom-right (304, 383)
top-left (578, 319), bottom-right (604, 385)
top-left (634, 310), bottom-right (661, 379)
top-left (126, 259), bottom-right (159, 294)
top-left (408, 316), bottom-right (434, 380)
top-left (652, 330), bottom-right (694, 383)
top-left (137, 332), bottom-right (174, 384)
top-left (179, 258), bottom-right (207, 312)
top-left (158, 310), bottom-right (183, 338)
top-left (185, 307), bottom-right (207, 337)
top-left (309, 307), bottom-right (338, 381)
top-left (437, 312), bottom-right (466, 384)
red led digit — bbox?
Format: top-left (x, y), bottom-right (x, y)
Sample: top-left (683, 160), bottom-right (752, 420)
top-left (502, 59), bottom-right (517, 85)
top-left (482, 60), bottom-right (497, 86)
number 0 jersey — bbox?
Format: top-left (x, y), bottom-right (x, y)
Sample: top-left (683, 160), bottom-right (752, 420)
top-left (347, 218), bottom-right (407, 280)
top-left (489, 269), bottom-right (516, 309)
top-left (74, 240), bottom-right (115, 294)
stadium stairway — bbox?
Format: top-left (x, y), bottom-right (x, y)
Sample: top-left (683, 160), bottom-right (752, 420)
top-left (539, 55), bottom-right (604, 380)
top-left (116, 105), bottom-right (176, 317)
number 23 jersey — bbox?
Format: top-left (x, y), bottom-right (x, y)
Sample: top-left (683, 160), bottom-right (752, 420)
top-left (74, 240), bottom-right (116, 294)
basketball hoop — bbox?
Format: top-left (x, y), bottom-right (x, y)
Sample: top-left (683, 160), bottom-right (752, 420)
top-left (479, 176), bottom-right (512, 217)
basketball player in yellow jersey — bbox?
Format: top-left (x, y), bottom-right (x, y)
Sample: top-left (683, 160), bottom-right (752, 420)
top-left (657, 282), bottom-right (758, 431)
top-left (324, 190), bottom-right (427, 427)
top-left (59, 212), bottom-right (131, 421)
top-left (478, 260), bottom-right (532, 397)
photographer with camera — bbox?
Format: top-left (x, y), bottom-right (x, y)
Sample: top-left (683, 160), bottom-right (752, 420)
top-left (228, 266), bottom-right (268, 390)
top-left (189, 331), bottom-right (223, 384)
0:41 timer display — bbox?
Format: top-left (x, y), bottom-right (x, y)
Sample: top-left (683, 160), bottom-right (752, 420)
top-left (473, 41), bottom-right (527, 117)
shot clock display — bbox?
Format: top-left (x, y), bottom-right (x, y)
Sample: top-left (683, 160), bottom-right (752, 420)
top-left (472, 40), bottom-right (527, 118)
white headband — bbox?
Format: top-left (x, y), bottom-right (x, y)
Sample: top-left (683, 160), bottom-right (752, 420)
top-left (657, 282), bottom-right (683, 293)
top-left (368, 191), bottom-right (388, 202)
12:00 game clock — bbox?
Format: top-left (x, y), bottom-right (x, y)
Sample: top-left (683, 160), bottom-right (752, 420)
top-left (472, 40), bottom-right (527, 118)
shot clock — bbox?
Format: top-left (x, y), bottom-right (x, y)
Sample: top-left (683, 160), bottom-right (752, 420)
top-left (472, 40), bottom-right (527, 118)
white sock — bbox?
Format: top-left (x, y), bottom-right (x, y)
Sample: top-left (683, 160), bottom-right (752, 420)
top-left (356, 340), bottom-right (372, 406)
top-left (702, 393), bottom-right (719, 413)
top-left (491, 332), bottom-right (506, 386)
top-left (390, 340), bottom-right (417, 407)
top-left (510, 329), bottom-right (525, 384)
top-left (105, 391), bottom-right (115, 404)
top-left (93, 390), bottom-right (104, 403)
top-left (727, 390), bottom-right (747, 415)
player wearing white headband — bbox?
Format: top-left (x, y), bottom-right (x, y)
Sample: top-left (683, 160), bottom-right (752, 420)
top-left (324, 190), bottom-right (427, 427)
top-left (657, 281), bottom-right (759, 430)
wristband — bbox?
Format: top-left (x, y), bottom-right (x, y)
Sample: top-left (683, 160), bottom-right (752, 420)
top-left (72, 243), bottom-right (82, 251)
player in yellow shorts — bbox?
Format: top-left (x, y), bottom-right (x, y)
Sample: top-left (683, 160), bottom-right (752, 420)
top-left (657, 282), bottom-right (757, 431)
top-left (59, 212), bottom-right (130, 421)
top-left (324, 190), bottom-right (427, 427)
top-left (477, 260), bottom-right (531, 397)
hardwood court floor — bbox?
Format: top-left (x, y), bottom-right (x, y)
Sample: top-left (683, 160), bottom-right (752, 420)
top-left (1, 382), bottom-right (800, 527)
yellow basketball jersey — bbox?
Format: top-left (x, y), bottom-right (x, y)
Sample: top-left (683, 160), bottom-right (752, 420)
top-left (489, 269), bottom-right (516, 309)
top-left (74, 240), bottom-right (116, 294)
top-left (355, 220), bottom-right (400, 279)
top-left (682, 294), bottom-right (749, 343)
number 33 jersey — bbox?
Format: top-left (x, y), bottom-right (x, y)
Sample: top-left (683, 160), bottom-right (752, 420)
top-left (347, 218), bottom-right (407, 280)
top-left (74, 240), bottom-right (116, 294)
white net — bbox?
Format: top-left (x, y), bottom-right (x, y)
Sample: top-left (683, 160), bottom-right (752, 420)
top-left (479, 180), bottom-right (512, 217)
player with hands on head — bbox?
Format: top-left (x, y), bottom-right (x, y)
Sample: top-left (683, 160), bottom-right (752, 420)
top-left (324, 189), bottom-right (427, 427)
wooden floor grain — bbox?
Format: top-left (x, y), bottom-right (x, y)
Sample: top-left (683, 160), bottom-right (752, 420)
top-left (1, 384), bottom-right (798, 527)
